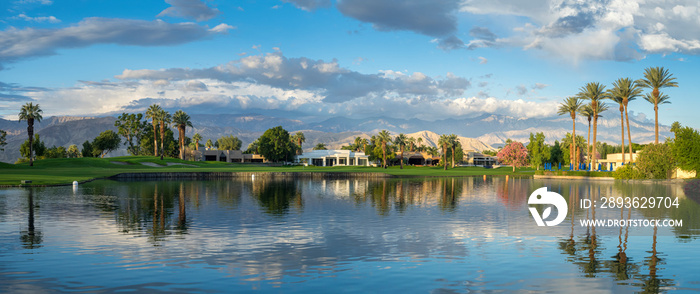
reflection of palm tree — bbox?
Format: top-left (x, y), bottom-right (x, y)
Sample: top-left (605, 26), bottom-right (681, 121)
top-left (20, 189), bottom-right (42, 249)
top-left (177, 182), bottom-right (187, 232)
top-left (253, 179), bottom-right (299, 215)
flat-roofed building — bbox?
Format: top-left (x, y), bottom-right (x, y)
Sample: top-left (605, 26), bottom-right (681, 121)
top-left (598, 152), bottom-right (639, 170)
top-left (297, 150), bottom-right (370, 166)
top-left (199, 150), bottom-right (267, 163)
top-left (465, 151), bottom-right (498, 166)
top-left (403, 152), bottom-right (439, 166)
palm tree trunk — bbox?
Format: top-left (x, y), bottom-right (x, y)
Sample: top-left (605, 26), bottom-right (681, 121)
top-left (153, 122), bottom-right (158, 156)
top-left (593, 114), bottom-right (598, 168)
top-left (28, 118), bottom-right (34, 166)
top-left (624, 105), bottom-right (633, 162)
top-left (572, 119), bottom-right (577, 171)
top-left (654, 104), bottom-right (659, 144)
top-left (587, 120), bottom-right (591, 168)
top-left (451, 146), bottom-right (455, 168)
top-left (443, 144), bottom-right (447, 171)
top-left (160, 122), bottom-right (165, 159)
top-left (179, 126), bottom-right (185, 160)
top-left (619, 108), bottom-right (625, 163)
top-left (382, 143), bottom-right (387, 168)
top-left (399, 145), bottom-right (404, 169)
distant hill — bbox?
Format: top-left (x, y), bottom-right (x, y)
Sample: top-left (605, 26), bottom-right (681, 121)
top-left (0, 111), bottom-right (671, 163)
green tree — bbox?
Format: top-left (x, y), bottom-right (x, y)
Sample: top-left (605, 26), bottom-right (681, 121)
top-left (139, 127), bottom-right (177, 157)
top-left (0, 129), bottom-right (6, 151)
top-left (192, 133), bottom-right (202, 150)
top-left (313, 143), bottom-right (327, 150)
top-left (217, 135), bottom-right (242, 150)
top-left (670, 123), bottom-right (700, 173)
top-left (205, 139), bottom-right (213, 149)
top-left (145, 104), bottom-right (162, 156)
top-left (156, 109), bottom-right (171, 159)
top-left (577, 82), bottom-right (607, 167)
top-left (449, 134), bottom-right (459, 168)
top-left (608, 78), bottom-right (643, 162)
top-left (67, 144), bottom-right (79, 158)
top-left (20, 134), bottom-right (46, 160)
top-left (377, 130), bottom-right (392, 168)
top-left (172, 110), bottom-right (193, 160)
top-left (18, 102), bottom-right (43, 166)
top-left (637, 67), bottom-right (678, 144)
top-left (258, 126), bottom-right (296, 163)
top-left (394, 133), bottom-right (408, 169)
top-left (114, 113), bottom-right (148, 156)
top-left (558, 96), bottom-right (583, 169)
top-left (92, 130), bottom-right (121, 158)
top-left (45, 146), bottom-right (67, 158)
top-left (438, 134), bottom-right (450, 170)
top-left (561, 133), bottom-right (586, 166)
top-left (292, 131), bottom-right (306, 155)
top-left (81, 140), bottom-right (93, 157)
top-left (245, 139), bottom-right (260, 154)
top-left (636, 143), bottom-right (675, 179)
top-left (549, 140), bottom-right (564, 166)
top-left (527, 132), bottom-right (550, 170)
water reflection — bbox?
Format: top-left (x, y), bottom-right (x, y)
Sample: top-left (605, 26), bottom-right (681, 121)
top-left (1, 178), bottom-right (698, 293)
top-left (19, 189), bottom-right (42, 249)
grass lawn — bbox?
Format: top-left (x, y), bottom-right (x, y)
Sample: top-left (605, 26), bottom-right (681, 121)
top-left (0, 156), bottom-right (535, 186)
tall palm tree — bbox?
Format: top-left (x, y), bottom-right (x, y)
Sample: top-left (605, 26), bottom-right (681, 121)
top-left (579, 105), bottom-right (594, 168)
top-left (408, 137), bottom-right (416, 152)
top-left (417, 137), bottom-right (423, 151)
top-left (172, 110), bottom-right (193, 160)
top-left (192, 133), bottom-right (202, 151)
top-left (438, 134), bottom-right (450, 170)
top-left (558, 97), bottom-right (583, 170)
top-left (156, 109), bottom-right (171, 159)
top-left (358, 138), bottom-right (368, 153)
top-left (394, 133), bottom-right (408, 169)
top-left (637, 67), bottom-right (678, 144)
top-left (608, 78), bottom-right (643, 162)
top-left (18, 103), bottom-right (43, 166)
top-left (377, 130), bottom-right (392, 168)
top-left (577, 82), bottom-right (607, 167)
top-left (145, 104), bottom-right (162, 156)
top-left (643, 92), bottom-right (671, 142)
top-left (293, 131), bottom-right (305, 155)
top-left (449, 134), bottom-right (459, 168)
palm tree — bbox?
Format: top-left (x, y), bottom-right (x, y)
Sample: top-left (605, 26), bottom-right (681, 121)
top-left (394, 133), bottom-right (408, 169)
top-left (145, 104), bottom-right (162, 156)
top-left (449, 134), bottom-right (459, 168)
top-left (172, 110), bottom-right (193, 160)
top-left (293, 131), bottom-right (305, 155)
top-left (608, 78), bottom-right (642, 163)
top-left (637, 67), bottom-right (678, 144)
top-left (192, 133), bottom-right (202, 151)
top-left (417, 137), bottom-right (423, 151)
top-left (577, 82), bottom-right (607, 167)
top-left (608, 78), bottom-right (643, 162)
top-left (579, 105), bottom-right (594, 168)
top-left (408, 137), bottom-right (416, 152)
top-left (313, 143), bottom-right (327, 150)
top-left (438, 134), bottom-right (450, 170)
top-left (643, 92), bottom-right (671, 141)
top-left (377, 130), bottom-right (392, 168)
top-left (18, 103), bottom-right (43, 166)
top-left (558, 97), bottom-right (583, 170)
top-left (156, 109), bottom-right (171, 159)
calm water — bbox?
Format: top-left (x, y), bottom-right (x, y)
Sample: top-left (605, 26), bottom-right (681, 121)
top-left (1, 177), bottom-right (699, 293)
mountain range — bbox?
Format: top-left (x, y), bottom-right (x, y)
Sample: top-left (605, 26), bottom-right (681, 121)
top-left (0, 112), bottom-right (671, 163)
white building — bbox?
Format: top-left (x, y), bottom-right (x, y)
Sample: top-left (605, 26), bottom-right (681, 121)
top-left (297, 150), bottom-right (370, 166)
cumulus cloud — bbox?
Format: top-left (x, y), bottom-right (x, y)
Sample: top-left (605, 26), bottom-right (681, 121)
top-left (157, 0), bottom-right (220, 21)
top-left (282, 0), bottom-right (331, 11)
top-left (13, 14), bottom-right (61, 23)
top-left (337, 0), bottom-right (460, 37)
top-left (0, 17), bottom-right (233, 70)
top-left (459, 0), bottom-right (700, 61)
top-left (116, 52), bottom-right (471, 103)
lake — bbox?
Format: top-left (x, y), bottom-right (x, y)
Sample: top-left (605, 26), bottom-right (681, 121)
top-left (1, 177), bottom-right (699, 293)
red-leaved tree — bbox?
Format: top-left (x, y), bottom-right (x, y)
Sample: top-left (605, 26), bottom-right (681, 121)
top-left (497, 141), bottom-right (529, 172)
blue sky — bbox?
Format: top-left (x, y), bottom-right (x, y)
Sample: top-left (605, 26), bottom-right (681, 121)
top-left (0, 0), bottom-right (698, 129)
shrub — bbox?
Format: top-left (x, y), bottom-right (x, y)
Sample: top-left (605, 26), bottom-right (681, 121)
top-left (635, 143), bottom-right (675, 179)
top-left (612, 164), bottom-right (644, 180)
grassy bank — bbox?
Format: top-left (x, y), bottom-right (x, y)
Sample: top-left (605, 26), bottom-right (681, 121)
top-left (534, 170), bottom-right (612, 178)
top-left (0, 156), bottom-right (535, 186)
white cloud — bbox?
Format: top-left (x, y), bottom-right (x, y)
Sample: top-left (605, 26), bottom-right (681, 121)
top-left (14, 14), bottom-right (61, 23)
top-left (0, 17), bottom-right (233, 70)
top-left (157, 0), bottom-right (220, 21)
top-left (478, 56), bottom-right (488, 64)
top-left (282, 0), bottom-right (331, 11)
